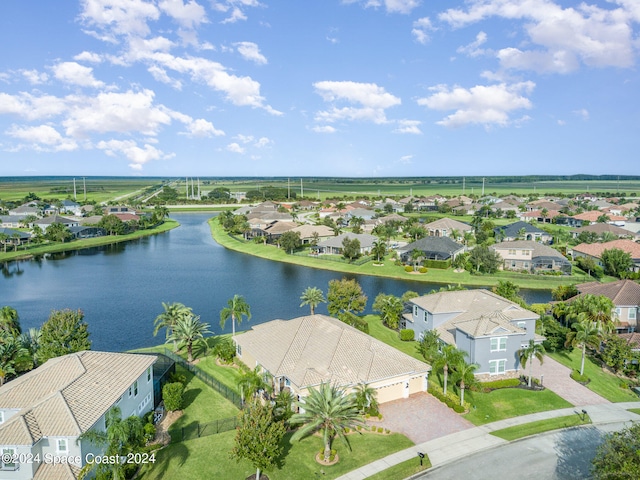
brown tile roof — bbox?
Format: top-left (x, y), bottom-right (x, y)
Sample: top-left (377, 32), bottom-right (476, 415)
top-left (619, 332), bottom-right (640, 350)
top-left (0, 351), bottom-right (156, 446)
top-left (572, 239), bottom-right (640, 260)
top-left (235, 315), bottom-right (430, 391)
top-left (290, 224), bottom-right (334, 238)
top-left (575, 279), bottom-right (640, 306)
top-left (33, 462), bottom-right (81, 480)
top-left (571, 223), bottom-right (637, 237)
top-left (571, 211), bottom-right (627, 222)
top-left (424, 217), bottom-right (473, 232)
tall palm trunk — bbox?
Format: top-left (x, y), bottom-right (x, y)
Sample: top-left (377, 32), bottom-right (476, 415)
top-left (443, 363), bottom-right (448, 395)
top-left (580, 343), bottom-right (586, 376)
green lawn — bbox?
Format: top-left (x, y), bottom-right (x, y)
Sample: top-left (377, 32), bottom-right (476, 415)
top-left (628, 409), bottom-right (640, 415)
top-left (363, 315), bottom-right (423, 361)
top-left (209, 219), bottom-right (589, 290)
top-left (463, 387), bottom-right (572, 426)
top-left (138, 430), bottom-right (414, 480)
top-left (366, 457), bottom-right (430, 480)
top-left (193, 355), bottom-right (242, 394)
top-left (548, 350), bottom-right (639, 403)
top-left (490, 414), bottom-right (591, 441)
top-left (170, 366), bottom-right (239, 430)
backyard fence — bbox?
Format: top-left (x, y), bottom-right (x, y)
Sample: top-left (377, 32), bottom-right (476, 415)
top-left (168, 416), bottom-right (238, 443)
top-left (161, 349), bottom-right (243, 409)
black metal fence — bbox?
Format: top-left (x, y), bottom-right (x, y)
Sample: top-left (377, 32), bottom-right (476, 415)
top-left (168, 416), bottom-right (238, 443)
top-left (161, 349), bottom-right (243, 409)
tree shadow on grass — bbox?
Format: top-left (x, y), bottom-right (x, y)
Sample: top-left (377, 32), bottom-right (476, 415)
top-left (140, 442), bottom-right (189, 479)
top-left (554, 425), bottom-right (605, 479)
top-left (180, 387), bottom-right (202, 410)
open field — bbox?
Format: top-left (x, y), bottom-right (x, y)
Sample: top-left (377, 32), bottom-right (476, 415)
top-left (3, 176), bottom-right (640, 205)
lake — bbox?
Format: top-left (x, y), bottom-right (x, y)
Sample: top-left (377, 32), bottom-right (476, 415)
top-left (0, 213), bottom-right (551, 351)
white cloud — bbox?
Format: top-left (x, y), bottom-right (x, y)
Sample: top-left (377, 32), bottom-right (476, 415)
top-left (159, 0), bottom-right (207, 29)
top-left (148, 65), bottom-right (183, 89)
top-left (254, 136), bottom-right (272, 147)
top-left (439, 0), bottom-right (638, 73)
top-left (393, 119), bottom-right (422, 134)
top-left (184, 118), bottom-right (225, 137)
top-left (6, 124), bottom-right (78, 152)
top-left (52, 62), bottom-right (105, 88)
top-left (74, 51), bottom-right (103, 63)
top-left (457, 31), bottom-right (488, 57)
top-left (313, 81), bottom-right (401, 125)
top-left (226, 142), bottom-right (245, 153)
top-left (417, 81), bottom-right (535, 128)
top-left (235, 134), bottom-right (254, 143)
top-left (80, 0), bottom-right (161, 40)
top-left (234, 41), bottom-right (267, 64)
top-left (97, 139), bottom-right (168, 170)
top-left (573, 108), bottom-right (589, 120)
top-left (397, 154), bottom-right (413, 164)
top-left (412, 17), bottom-right (434, 44)
top-left (343, 0), bottom-right (420, 14)
top-left (20, 69), bottom-right (49, 85)
top-left (312, 125), bottom-right (337, 133)
top-left (0, 92), bottom-right (67, 121)
top-left (62, 89), bottom-right (172, 138)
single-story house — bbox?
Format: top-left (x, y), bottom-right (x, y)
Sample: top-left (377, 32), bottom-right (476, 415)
top-left (424, 218), bottom-right (473, 240)
top-left (8, 204), bottom-right (40, 217)
top-left (234, 315), bottom-right (431, 404)
top-left (493, 221), bottom-right (553, 243)
top-left (570, 223), bottom-right (639, 240)
top-left (397, 237), bottom-right (465, 263)
top-left (570, 279), bottom-right (640, 333)
top-left (0, 351), bottom-right (156, 480)
top-left (68, 226), bottom-right (107, 239)
top-left (33, 214), bottom-right (80, 232)
top-left (0, 228), bottom-right (31, 249)
top-left (290, 224), bottom-right (334, 244)
top-left (314, 232), bottom-right (378, 255)
top-left (491, 240), bottom-right (572, 274)
top-left (0, 216), bottom-right (30, 229)
top-left (570, 239), bottom-right (640, 272)
top-left (571, 211), bottom-right (627, 226)
top-left (404, 290), bottom-right (541, 380)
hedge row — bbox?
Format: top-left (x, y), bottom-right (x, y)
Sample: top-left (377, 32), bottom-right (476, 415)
top-left (428, 383), bottom-right (469, 413)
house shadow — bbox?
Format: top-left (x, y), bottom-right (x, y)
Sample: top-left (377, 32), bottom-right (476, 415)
top-left (142, 441), bottom-right (189, 478)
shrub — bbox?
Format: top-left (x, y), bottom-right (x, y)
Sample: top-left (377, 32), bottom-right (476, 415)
top-left (404, 265), bottom-right (413, 272)
top-left (377, 427), bottom-right (383, 433)
top-left (418, 266), bottom-right (428, 274)
top-left (478, 378), bottom-right (521, 391)
top-left (570, 370), bottom-right (590, 384)
top-left (144, 422), bottom-right (156, 442)
top-left (399, 329), bottom-right (415, 341)
top-left (168, 372), bottom-right (187, 385)
top-left (428, 384), bottom-right (470, 412)
top-left (213, 338), bottom-right (236, 363)
top-left (163, 382), bottom-right (185, 411)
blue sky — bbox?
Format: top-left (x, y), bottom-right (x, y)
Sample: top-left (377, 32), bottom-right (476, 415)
top-left (0, 0), bottom-right (638, 177)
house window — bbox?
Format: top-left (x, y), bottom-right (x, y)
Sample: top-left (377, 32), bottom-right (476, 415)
top-left (134, 380), bottom-right (138, 397)
top-left (517, 321), bottom-right (526, 329)
top-left (57, 438), bottom-right (68, 454)
top-left (630, 309), bottom-right (637, 320)
top-left (128, 386), bottom-right (132, 397)
top-left (615, 308), bottom-right (621, 318)
top-left (490, 337), bottom-right (507, 352)
top-left (413, 305), bottom-right (418, 317)
top-left (1, 447), bottom-right (16, 470)
top-left (489, 359), bottom-right (506, 375)
top-left (508, 249), bottom-right (516, 255)
top-left (147, 367), bottom-right (152, 382)
top-left (236, 344), bottom-right (242, 356)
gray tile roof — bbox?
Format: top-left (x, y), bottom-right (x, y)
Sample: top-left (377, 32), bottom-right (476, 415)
top-left (574, 279), bottom-right (640, 306)
top-left (235, 315), bottom-right (430, 390)
top-left (0, 351), bottom-right (156, 446)
top-left (491, 240), bottom-right (569, 261)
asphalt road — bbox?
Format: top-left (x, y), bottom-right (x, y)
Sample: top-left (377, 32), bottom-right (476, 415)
top-left (417, 422), bottom-right (630, 480)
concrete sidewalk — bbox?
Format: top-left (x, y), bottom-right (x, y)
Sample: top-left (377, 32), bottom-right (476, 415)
top-left (337, 402), bottom-right (640, 480)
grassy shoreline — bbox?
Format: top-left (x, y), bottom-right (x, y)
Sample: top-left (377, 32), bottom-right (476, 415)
top-left (0, 219), bottom-right (179, 262)
top-left (208, 218), bottom-right (588, 291)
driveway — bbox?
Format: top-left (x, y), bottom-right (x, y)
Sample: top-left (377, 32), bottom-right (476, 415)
top-left (532, 355), bottom-right (609, 406)
top-left (372, 392), bottom-right (474, 444)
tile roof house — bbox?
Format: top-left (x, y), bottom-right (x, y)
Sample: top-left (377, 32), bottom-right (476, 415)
top-left (571, 280), bottom-right (640, 333)
top-left (424, 218), bottom-right (473, 240)
top-left (0, 351), bottom-right (156, 480)
top-left (493, 221), bottom-right (553, 243)
top-left (397, 237), bottom-right (465, 262)
top-left (570, 223), bottom-right (639, 240)
top-left (234, 315), bottom-right (431, 404)
top-left (570, 239), bottom-right (640, 272)
top-left (571, 211), bottom-right (627, 226)
top-left (491, 240), bottom-right (572, 275)
top-left (314, 233), bottom-right (378, 255)
top-left (405, 290), bottom-right (541, 379)
top-left (33, 215), bottom-right (79, 232)
top-left (289, 224), bottom-right (334, 244)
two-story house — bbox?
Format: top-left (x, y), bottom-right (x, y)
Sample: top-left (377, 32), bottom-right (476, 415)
top-left (0, 351), bottom-right (156, 480)
top-left (490, 240), bottom-right (572, 275)
top-left (404, 290), bottom-right (542, 379)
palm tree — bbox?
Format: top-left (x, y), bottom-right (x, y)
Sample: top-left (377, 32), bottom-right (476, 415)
top-left (167, 314), bottom-right (210, 362)
top-left (410, 249), bottom-right (423, 271)
top-left (434, 345), bottom-right (467, 395)
top-left (220, 294), bottom-right (252, 337)
top-left (452, 359), bottom-right (478, 406)
top-left (153, 302), bottom-right (193, 352)
top-left (0, 334), bottom-right (28, 386)
top-left (567, 294), bottom-right (616, 333)
top-left (371, 239), bottom-right (387, 263)
top-left (565, 320), bottom-right (601, 376)
top-left (0, 306), bottom-right (21, 336)
top-left (290, 382), bottom-right (364, 462)
top-left (353, 382), bottom-right (378, 414)
top-left (518, 339), bottom-right (546, 387)
top-left (19, 327), bottom-right (42, 367)
top-left (237, 365), bottom-right (273, 404)
top-left (300, 287), bottom-right (326, 315)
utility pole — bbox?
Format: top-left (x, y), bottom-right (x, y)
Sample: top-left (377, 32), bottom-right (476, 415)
top-left (186, 177), bottom-right (189, 199)
top-left (83, 177), bottom-right (86, 201)
top-left (482, 178), bottom-right (485, 196)
top-left (300, 178), bottom-right (303, 198)
top-left (462, 177), bottom-right (465, 194)
top-left (287, 178), bottom-right (290, 200)
top-left (73, 178), bottom-right (77, 200)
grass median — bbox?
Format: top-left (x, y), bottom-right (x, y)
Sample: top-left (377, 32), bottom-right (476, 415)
top-left (490, 414), bottom-right (592, 441)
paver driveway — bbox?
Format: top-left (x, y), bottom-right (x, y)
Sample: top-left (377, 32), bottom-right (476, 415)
top-left (372, 392), bottom-right (474, 444)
